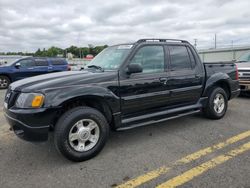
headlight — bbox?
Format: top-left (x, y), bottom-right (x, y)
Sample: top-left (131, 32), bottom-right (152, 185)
top-left (15, 93), bottom-right (45, 108)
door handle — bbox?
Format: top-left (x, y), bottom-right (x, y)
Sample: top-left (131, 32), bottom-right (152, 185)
top-left (159, 77), bottom-right (168, 84)
top-left (28, 67), bottom-right (34, 70)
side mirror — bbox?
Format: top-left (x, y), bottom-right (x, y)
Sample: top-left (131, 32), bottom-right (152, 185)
top-left (127, 64), bottom-right (143, 74)
top-left (15, 62), bottom-right (21, 69)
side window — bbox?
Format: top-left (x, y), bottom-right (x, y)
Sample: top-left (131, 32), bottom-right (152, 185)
top-left (35, 59), bottom-right (48, 66)
top-left (51, 59), bottom-right (66, 65)
top-left (18, 59), bottom-right (35, 68)
top-left (169, 45), bottom-right (192, 71)
top-left (130, 46), bottom-right (164, 73)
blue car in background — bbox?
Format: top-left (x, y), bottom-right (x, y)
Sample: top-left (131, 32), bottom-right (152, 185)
top-left (0, 57), bottom-right (70, 89)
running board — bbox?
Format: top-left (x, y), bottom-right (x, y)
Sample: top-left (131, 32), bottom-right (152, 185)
top-left (117, 109), bottom-right (201, 131)
top-left (122, 103), bottom-right (202, 124)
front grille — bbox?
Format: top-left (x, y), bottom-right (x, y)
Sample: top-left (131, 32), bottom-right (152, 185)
top-left (4, 88), bottom-right (11, 103)
top-left (238, 70), bottom-right (250, 80)
top-left (240, 73), bottom-right (250, 76)
top-left (238, 69), bottom-right (250, 73)
top-left (4, 89), bottom-right (19, 108)
top-left (240, 77), bottom-right (250, 80)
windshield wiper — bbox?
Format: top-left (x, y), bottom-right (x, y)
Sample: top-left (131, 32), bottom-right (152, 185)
top-left (87, 65), bottom-right (104, 71)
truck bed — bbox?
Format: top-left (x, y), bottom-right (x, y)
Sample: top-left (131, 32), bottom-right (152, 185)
top-left (204, 62), bottom-right (237, 81)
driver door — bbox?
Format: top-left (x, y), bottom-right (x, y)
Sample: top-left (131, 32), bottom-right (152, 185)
top-left (119, 45), bottom-right (170, 116)
top-left (13, 59), bottom-right (36, 80)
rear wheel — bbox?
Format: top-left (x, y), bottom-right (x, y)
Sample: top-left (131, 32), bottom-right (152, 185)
top-left (54, 106), bottom-right (109, 162)
top-left (0, 76), bottom-right (10, 89)
top-left (204, 87), bottom-right (228, 119)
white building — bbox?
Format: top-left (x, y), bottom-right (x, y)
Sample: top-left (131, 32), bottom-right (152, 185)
top-left (198, 46), bottom-right (250, 62)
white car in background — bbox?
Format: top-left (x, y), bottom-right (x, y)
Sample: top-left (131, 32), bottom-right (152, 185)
top-left (236, 52), bottom-right (250, 93)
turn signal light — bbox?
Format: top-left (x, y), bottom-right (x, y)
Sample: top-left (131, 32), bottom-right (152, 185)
top-left (32, 95), bottom-right (44, 108)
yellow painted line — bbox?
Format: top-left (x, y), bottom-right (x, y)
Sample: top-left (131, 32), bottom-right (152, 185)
top-left (175, 130), bottom-right (250, 164)
top-left (116, 167), bottom-right (170, 188)
top-left (156, 141), bottom-right (250, 188)
top-left (116, 130), bottom-right (250, 188)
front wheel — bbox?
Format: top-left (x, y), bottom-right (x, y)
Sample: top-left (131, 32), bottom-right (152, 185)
top-left (54, 106), bottom-right (109, 162)
top-left (204, 87), bottom-right (228, 119)
top-left (0, 76), bottom-right (10, 89)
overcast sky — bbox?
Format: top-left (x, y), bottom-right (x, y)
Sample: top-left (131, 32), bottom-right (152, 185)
top-left (1, 0), bottom-right (250, 52)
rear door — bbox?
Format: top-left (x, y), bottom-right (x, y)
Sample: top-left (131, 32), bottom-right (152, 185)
top-left (119, 45), bottom-right (170, 115)
top-left (50, 59), bottom-right (68, 72)
top-left (166, 44), bottom-right (203, 107)
top-left (33, 58), bottom-right (49, 76)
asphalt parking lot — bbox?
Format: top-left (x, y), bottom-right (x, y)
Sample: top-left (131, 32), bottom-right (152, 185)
top-left (0, 89), bottom-right (250, 188)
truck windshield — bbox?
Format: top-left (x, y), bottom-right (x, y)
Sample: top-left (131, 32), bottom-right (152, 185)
top-left (238, 52), bottom-right (250, 62)
top-left (86, 45), bottom-right (132, 70)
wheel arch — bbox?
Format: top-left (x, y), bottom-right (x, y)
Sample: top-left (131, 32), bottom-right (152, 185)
top-left (213, 81), bottom-right (230, 99)
top-left (62, 95), bottom-right (113, 121)
top-left (0, 74), bottom-right (12, 82)
top-left (51, 92), bottom-right (119, 130)
top-left (203, 73), bottom-right (232, 100)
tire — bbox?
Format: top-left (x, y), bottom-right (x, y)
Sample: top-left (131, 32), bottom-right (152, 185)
top-left (0, 76), bottom-right (10, 89)
top-left (204, 87), bottom-right (228, 119)
top-left (54, 106), bottom-right (109, 162)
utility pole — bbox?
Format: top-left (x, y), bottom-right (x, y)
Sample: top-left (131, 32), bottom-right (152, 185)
top-left (231, 40), bottom-right (236, 60)
top-left (194, 39), bottom-right (197, 48)
top-left (214, 33), bottom-right (217, 49)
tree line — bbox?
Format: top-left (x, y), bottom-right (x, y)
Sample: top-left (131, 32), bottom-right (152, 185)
top-left (0, 45), bottom-right (108, 58)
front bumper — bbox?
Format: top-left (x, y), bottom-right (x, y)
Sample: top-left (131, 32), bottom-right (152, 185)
top-left (4, 106), bottom-right (59, 142)
top-left (239, 80), bottom-right (250, 91)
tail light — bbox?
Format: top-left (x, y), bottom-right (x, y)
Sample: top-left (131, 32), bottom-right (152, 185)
top-left (235, 64), bottom-right (239, 80)
top-left (67, 64), bottom-right (71, 71)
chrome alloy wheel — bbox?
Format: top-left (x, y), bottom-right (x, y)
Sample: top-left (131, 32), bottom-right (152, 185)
top-left (68, 119), bottom-right (100, 152)
top-left (0, 78), bottom-right (8, 88)
top-left (213, 93), bottom-right (225, 114)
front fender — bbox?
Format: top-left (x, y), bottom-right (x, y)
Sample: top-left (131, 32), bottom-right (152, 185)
top-left (0, 68), bottom-right (13, 81)
top-left (43, 86), bottom-right (120, 112)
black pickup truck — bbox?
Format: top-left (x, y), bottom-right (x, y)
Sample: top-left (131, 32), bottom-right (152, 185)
top-left (4, 39), bottom-right (240, 162)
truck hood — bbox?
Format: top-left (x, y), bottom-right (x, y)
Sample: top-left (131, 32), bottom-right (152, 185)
top-left (0, 65), bottom-right (10, 69)
top-left (10, 70), bottom-right (118, 92)
top-left (236, 62), bottom-right (250, 69)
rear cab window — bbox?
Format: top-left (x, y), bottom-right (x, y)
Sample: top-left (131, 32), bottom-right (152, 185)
top-left (187, 47), bottom-right (196, 68)
top-left (168, 45), bottom-right (192, 71)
